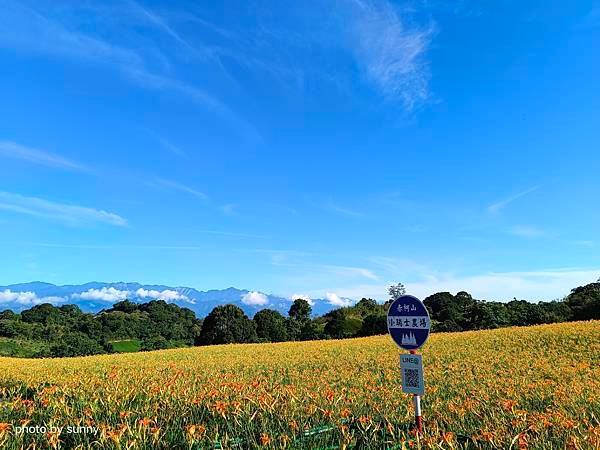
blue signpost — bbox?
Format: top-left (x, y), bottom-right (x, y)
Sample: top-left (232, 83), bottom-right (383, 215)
top-left (387, 294), bottom-right (430, 435)
top-left (387, 294), bottom-right (431, 350)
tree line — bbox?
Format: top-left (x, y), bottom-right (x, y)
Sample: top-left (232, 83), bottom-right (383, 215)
top-left (0, 280), bottom-right (598, 357)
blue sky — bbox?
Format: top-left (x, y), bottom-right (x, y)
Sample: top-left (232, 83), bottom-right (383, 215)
top-left (0, 0), bottom-right (599, 302)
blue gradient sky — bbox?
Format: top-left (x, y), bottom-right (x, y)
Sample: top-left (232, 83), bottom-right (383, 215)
top-left (1, 0), bottom-right (599, 302)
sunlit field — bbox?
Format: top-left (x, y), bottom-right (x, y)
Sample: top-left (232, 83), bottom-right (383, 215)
top-left (1, 321), bottom-right (599, 449)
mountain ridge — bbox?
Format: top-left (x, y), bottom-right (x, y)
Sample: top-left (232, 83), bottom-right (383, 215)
top-left (0, 281), bottom-right (345, 317)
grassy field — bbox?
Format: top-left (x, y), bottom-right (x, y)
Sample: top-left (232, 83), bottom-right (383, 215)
top-left (0, 321), bottom-right (598, 449)
top-left (109, 339), bottom-right (142, 353)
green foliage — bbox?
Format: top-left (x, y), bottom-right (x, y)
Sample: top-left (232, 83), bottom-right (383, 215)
top-left (358, 314), bottom-right (387, 336)
top-left (21, 303), bottom-right (64, 324)
top-left (196, 304), bottom-right (257, 345)
top-left (298, 320), bottom-right (324, 341)
top-left (49, 332), bottom-right (106, 357)
top-left (565, 282), bottom-right (600, 320)
top-left (286, 299), bottom-right (313, 341)
top-left (324, 309), bottom-right (363, 338)
top-left (424, 289), bottom-right (586, 332)
top-left (353, 298), bottom-right (381, 318)
top-left (141, 335), bottom-right (171, 351)
top-left (0, 337), bottom-right (50, 357)
top-left (388, 282), bottom-right (406, 301)
top-left (110, 339), bottom-right (142, 353)
top-left (288, 298), bottom-right (312, 321)
top-left (0, 299), bottom-right (202, 358)
top-left (253, 309), bottom-right (288, 342)
top-left (1, 279), bottom-right (597, 358)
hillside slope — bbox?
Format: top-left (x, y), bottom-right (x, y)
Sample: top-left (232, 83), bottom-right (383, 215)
top-left (0, 321), bottom-right (599, 448)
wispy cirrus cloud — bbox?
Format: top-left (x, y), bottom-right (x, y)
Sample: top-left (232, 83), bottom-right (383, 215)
top-left (150, 178), bottom-right (209, 201)
top-left (0, 192), bottom-right (127, 227)
top-left (487, 185), bottom-right (542, 214)
top-left (269, 255), bottom-right (379, 281)
top-left (194, 230), bottom-right (267, 239)
top-left (345, 0), bottom-right (436, 111)
top-left (220, 203), bottom-right (238, 215)
top-left (127, 0), bottom-right (196, 54)
top-left (0, 1), bottom-right (260, 140)
top-left (322, 198), bottom-right (363, 217)
top-left (0, 140), bottom-right (85, 171)
top-left (156, 136), bottom-right (186, 157)
top-left (324, 265), bottom-right (379, 280)
top-left (509, 225), bottom-right (550, 238)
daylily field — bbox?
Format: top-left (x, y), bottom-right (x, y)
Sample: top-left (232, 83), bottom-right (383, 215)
top-left (0, 321), bottom-right (599, 449)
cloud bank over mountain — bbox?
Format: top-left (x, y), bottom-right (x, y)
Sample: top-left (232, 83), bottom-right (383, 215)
top-left (0, 282), bottom-right (345, 317)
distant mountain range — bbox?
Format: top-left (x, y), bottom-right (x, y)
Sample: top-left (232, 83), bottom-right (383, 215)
top-left (0, 282), bottom-right (346, 317)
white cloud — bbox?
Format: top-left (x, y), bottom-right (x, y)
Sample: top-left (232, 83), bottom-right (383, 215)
top-left (195, 230), bottom-right (267, 239)
top-left (290, 293), bottom-right (315, 306)
top-left (332, 266), bottom-right (379, 280)
top-left (307, 267), bottom-right (600, 304)
top-left (487, 185), bottom-right (541, 214)
top-left (325, 292), bottom-right (354, 307)
top-left (241, 291), bottom-right (269, 306)
top-left (346, 0), bottom-right (435, 111)
top-left (73, 287), bottom-right (130, 302)
top-left (0, 141), bottom-right (85, 171)
top-left (156, 137), bottom-right (186, 157)
top-left (128, 0), bottom-right (197, 55)
top-left (509, 225), bottom-right (549, 238)
top-left (0, 289), bottom-right (66, 305)
top-left (0, 289), bottom-right (37, 304)
top-left (135, 288), bottom-right (194, 304)
top-left (220, 204), bottom-right (238, 215)
top-left (0, 2), bottom-right (260, 142)
top-left (151, 178), bottom-right (208, 201)
top-left (406, 269), bottom-right (600, 302)
top-left (322, 198), bottom-right (363, 218)
top-left (39, 296), bottom-right (68, 305)
top-left (0, 192), bottom-right (127, 227)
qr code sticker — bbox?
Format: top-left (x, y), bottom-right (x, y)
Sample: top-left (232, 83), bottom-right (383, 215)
top-left (403, 368), bottom-right (420, 388)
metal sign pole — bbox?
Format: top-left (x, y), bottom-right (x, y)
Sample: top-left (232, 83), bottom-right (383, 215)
top-left (387, 295), bottom-right (429, 438)
top-left (409, 349), bottom-right (423, 435)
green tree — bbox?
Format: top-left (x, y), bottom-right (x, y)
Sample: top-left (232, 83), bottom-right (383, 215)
top-left (423, 291), bottom-right (476, 331)
top-left (21, 303), bottom-right (62, 324)
top-left (324, 309), bottom-right (362, 338)
top-left (142, 335), bottom-right (170, 351)
top-left (353, 298), bottom-right (380, 318)
top-left (358, 314), bottom-right (388, 336)
top-left (298, 320), bottom-right (323, 341)
top-left (565, 282), bottom-right (600, 320)
top-left (253, 309), bottom-right (288, 342)
top-left (287, 299), bottom-right (312, 340)
top-left (196, 305), bottom-right (257, 345)
top-left (388, 283), bottom-right (406, 301)
top-left (469, 302), bottom-right (510, 330)
top-left (49, 332), bottom-right (105, 357)
top-left (288, 299), bottom-right (312, 321)
top-left (111, 300), bottom-right (139, 313)
top-left (0, 310), bottom-right (17, 320)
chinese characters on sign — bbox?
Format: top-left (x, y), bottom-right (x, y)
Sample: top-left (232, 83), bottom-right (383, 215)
top-left (386, 295), bottom-right (431, 351)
